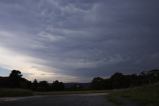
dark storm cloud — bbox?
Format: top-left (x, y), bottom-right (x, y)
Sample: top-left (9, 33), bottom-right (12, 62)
top-left (0, 0), bottom-right (159, 82)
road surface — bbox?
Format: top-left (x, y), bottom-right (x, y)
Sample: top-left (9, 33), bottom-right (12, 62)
top-left (0, 93), bottom-right (138, 106)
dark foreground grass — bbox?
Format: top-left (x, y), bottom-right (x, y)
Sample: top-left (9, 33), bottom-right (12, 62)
top-left (0, 88), bottom-right (33, 97)
top-left (107, 83), bottom-right (159, 106)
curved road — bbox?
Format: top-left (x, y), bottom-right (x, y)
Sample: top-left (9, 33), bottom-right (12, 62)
top-left (0, 93), bottom-right (114, 106)
top-left (0, 93), bottom-right (139, 106)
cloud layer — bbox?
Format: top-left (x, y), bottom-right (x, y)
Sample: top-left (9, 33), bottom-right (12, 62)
top-left (0, 0), bottom-right (159, 82)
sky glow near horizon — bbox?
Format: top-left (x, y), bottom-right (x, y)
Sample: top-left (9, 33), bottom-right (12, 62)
top-left (0, 0), bottom-right (159, 82)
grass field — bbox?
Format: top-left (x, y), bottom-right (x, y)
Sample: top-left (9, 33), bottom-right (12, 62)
top-left (107, 83), bottom-right (159, 106)
top-left (0, 88), bottom-right (33, 97)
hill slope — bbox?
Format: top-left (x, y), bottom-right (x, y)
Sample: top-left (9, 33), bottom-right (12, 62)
top-left (108, 83), bottom-right (159, 106)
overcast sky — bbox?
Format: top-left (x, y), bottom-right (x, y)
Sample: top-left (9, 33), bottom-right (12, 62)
top-left (0, 0), bottom-right (159, 82)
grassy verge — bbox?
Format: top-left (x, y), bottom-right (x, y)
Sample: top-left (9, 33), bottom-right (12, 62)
top-left (107, 83), bottom-right (159, 106)
top-left (0, 88), bottom-right (33, 97)
top-left (107, 94), bottom-right (123, 105)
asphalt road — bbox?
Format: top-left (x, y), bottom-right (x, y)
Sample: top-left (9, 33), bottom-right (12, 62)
top-left (0, 93), bottom-right (139, 106)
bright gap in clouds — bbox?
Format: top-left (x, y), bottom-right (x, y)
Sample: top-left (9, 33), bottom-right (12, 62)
top-left (0, 46), bottom-right (78, 82)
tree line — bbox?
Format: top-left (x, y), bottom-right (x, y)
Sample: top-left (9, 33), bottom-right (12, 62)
top-left (0, 70), bottom-right (64, 91)
top-left (0, 69), bottom-right (159, 91)
top-left (91, 69), bottom-right (159, 90)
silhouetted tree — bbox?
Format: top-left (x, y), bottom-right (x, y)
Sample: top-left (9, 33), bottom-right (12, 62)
top-left (148, 69), bottom-right (159, 83)
top-left (127, 74), bottom-right (140, 86)
top-left (9, 70), bottom-right (22, 79)
top-left (91, 77), bottom-right (105, 90)
top-left (110, 72), bottom-right (124, 88)
top-left (139, 69), bottom-right (159, 84)
top-left (32, 79), bottom-right (38, 90)
top-left (104, 79), bottom-right (112, 89)
top-left (38, 81), bottom-right (50, 91)
top-left (52, 80), bottom-right (64, 91)
top-left (8, 70), bottom-right (23, 87)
